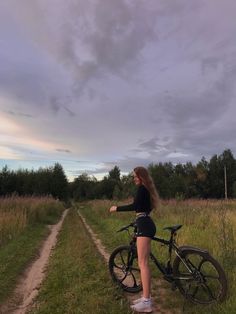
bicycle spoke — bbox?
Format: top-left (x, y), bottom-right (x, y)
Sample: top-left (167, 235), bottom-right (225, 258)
top-left (203, 274), bottom-right (220, 280)
top-left (113, 264), bottom-right (124, 271)
top-left (191, 286), bottom-right (199, 298)
top-left (188, 256), bottom-right (205, 272)
top-left (119, 272), bottom-right (128, 283)
top-left (119, 251), bottom-right (126, 266)
top-left (185, 283), bottom-right (199, 299)
top-left (130, 269), bottom-right (138, 287)
top-left (176, 272), bottom-right (193, 278)
top-left (201, 282), bottom-right (216, 300)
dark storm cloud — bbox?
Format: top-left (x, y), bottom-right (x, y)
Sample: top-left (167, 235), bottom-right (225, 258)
top-left (63, 106), bottom-right (76, 117)
top-left (56, 149), bottom-right (72, 154)
top-left (0, 28), bottom-right (69, 114)
top-left (5, 110), bottom-right (33, 118)
top-left (50, 0), bottom-right (160, 98)
top-left (99, 157), bottom-right (155, 175)
top-left (0, 0), bottom-right (160, 115)
top-left (135, 138), bottom-right (171, 153)
top-left (68, 169), bottom-right (98, 177)
top-left (174, 119), bottom-right (236, 161)
top-left (159, 61), bottom-right (236, 156)
top-left (90, 1), bottom-right (157, 69)
top-left (49, 97), bottom-right (76, 117)
top-left (201, 57), bottom-right (222, 75)
top-left (0, 2), bottom-right (72, 115)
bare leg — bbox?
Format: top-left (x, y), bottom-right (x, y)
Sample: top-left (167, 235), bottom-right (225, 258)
top-left (137, 236), bottom-right (151, 299)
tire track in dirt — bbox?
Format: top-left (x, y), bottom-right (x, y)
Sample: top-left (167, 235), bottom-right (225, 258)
top-left (0, 209), bottom-right (69, 314)
top-left (77, 210), bottom-right (180, 314)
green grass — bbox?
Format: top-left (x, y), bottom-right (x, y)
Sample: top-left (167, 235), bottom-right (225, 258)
top-left (30, 209), bottom-right (132, 314)
top-left (76, 199), bottom-right (236, 314)
top-left (0, 224), bottom-right (49, 303)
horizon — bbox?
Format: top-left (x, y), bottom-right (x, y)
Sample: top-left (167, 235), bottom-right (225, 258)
top-left (1, 146), bottom-right (233, 182)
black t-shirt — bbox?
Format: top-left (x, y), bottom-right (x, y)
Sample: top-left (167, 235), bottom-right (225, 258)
top-left (116, 184), bottom-right (152, 213)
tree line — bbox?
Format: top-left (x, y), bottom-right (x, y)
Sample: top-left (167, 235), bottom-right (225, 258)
top-left (0, 163), bottom-right (68, 201)
top-left (1, 149), bottom-right (236, 201)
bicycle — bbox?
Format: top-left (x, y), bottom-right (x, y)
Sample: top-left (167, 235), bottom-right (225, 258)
top-left (109, 221), bottom-right (228, 305)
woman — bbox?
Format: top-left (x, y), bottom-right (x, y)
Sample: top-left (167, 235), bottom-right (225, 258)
top-left (109, 166), bottom-right (159, 313)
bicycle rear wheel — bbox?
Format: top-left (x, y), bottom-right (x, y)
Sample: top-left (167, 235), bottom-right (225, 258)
top-left (109, 245), bottom-right (142, 293)
top-left (173, 248), bottom-right (227, 304)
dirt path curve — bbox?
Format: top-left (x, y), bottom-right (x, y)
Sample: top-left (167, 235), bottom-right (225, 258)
top-left (77, 210), bottom-right (179, 314)
top-left (0, 209), bottom-right (69, 314)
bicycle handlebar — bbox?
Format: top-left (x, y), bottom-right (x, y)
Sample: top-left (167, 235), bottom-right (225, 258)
top-left (117, 222), bottom-right (136, 233)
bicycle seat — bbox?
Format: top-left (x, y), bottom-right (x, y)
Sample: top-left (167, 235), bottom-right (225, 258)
top-left (163, 224), bottom-right (182, 233)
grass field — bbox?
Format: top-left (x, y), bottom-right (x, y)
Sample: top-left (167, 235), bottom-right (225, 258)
top-left (0, 196), bottom-right (64, 304)
top-left (0, 196), bottom-right (64, 246)
top-left (1, 197), bottom-right (235, 313)
top-left (76, 199), bottom-right (236, 314)
top-left (31, 208), bottom-right (132, 314)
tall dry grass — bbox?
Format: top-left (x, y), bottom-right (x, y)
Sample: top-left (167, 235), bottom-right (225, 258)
top-left (157, 199), bottom-right (236, 269)
top-left (0, 196), bottom-right (64, 247)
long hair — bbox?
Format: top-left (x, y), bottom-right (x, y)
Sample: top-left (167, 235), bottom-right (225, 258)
top-left (134, 166), bottom-right (159, 209)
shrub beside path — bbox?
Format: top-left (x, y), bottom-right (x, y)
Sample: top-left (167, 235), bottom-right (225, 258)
top-left (0, 209), bottom-right (69, 314)
top-left (77, 209), bottom-right (180, 314)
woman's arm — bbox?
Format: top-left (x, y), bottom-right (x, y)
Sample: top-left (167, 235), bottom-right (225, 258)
top-left (116, 203), bottom-right (135, 212)
top-left (109, 203), bottom-right (135, 212)
top-left (116, 185), bottom-right (150, 212)
top-left (109, 186), bottom-right (146, 213)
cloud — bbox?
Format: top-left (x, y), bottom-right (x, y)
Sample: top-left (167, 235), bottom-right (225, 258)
top-left (4, 110), bottom-right (33, 118)
top-left (137, 137), bottom-right (170, 153)
top-left (56, 148), bottom-right (72, 153)
top-left (63, 106), bottom-right (76, 117)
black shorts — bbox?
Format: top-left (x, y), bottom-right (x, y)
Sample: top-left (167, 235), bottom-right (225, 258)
top-left (135, 216), bottom-right (156, 238)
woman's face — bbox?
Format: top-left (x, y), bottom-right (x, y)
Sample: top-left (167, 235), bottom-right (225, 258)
top-left (133, 171), bottom-right (142, 185)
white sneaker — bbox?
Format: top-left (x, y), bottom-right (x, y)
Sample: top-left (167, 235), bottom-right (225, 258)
top-left (132, 296), bottom-right (152, 304)
top-left (132, 296), bottom-right (144, 304)
top-left (130, 299), bottom-right (152, 313)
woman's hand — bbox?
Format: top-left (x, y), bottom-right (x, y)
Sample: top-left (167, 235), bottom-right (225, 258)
top-left (109, 206), bottom-right (117, 213)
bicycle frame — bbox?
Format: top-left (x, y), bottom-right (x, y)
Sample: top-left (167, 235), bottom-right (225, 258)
top-left (151, 237), bottom-right (194, 281)
top-left (112, 222), bottom-right (228, 304)
top-left (127, 226), bottom-right (195, 283)
top-left (151, 236), bottom-right (175, 276)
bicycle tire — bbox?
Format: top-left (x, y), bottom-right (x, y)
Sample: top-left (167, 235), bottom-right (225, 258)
top-left (173, 247), bottom-right (227, 304)
top-left (109, 245), bottom-right (142, 293)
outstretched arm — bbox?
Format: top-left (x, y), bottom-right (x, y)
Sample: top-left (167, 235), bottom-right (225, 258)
top-left (109, 202), bottom-right (135, 212)
top-left (116, 203), bottom-right (135, 212)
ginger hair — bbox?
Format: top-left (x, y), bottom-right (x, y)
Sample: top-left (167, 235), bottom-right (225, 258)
top-left (134, 166), bottom-right (159, 209)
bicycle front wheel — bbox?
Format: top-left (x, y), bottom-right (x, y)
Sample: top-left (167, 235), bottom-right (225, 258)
top-left (109, 245), bottom-right (142, 293)
top-left (173, 248), bottom-right (227, 304)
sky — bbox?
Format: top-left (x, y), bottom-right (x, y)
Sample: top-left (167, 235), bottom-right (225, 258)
top-left (0, 0), bottom-right (236, 181)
